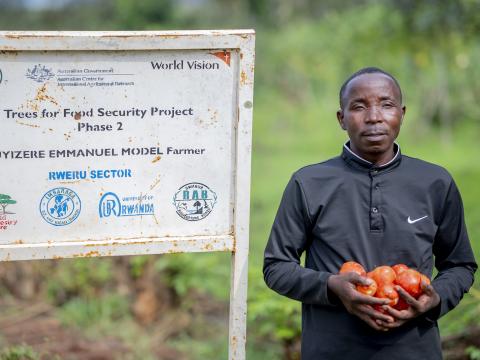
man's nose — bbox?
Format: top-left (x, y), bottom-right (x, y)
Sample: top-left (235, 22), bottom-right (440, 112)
top-left (366, 106), bottom-right (383, 123)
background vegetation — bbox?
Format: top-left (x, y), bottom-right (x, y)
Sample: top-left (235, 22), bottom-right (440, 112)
top-left (0, 0), bottom-right (479, 358)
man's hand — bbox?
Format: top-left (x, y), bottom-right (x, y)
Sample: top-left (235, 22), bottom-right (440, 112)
top-left (376, 282), bottom-right (440, 329)
top-left (327, 273), bottom-right (394, 331)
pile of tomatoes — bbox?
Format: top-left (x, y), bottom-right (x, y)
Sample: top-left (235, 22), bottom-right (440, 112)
top-left (339, 261), bottom-right (431, 311)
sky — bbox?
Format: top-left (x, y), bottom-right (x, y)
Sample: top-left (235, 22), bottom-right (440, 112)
top-left (6, 0), bottom-right (70, 9)
top-left (14, 0), bottom-right (203, 9)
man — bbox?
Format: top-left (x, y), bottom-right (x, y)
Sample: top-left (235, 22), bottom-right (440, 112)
top-left (263, 67), bottom-right (477, 359)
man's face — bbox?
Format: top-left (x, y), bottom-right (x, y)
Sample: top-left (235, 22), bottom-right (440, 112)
top-left (337, 73), bottom-right (405, 163)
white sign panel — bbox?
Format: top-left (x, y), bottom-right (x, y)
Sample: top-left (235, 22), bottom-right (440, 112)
top-left (1, 49), bottom-right (235, 241)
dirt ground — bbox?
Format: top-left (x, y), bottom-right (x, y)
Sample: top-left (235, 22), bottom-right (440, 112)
top-left (1, 299), bottom-right (479, 359)
top-left (442, 326), bottom-right (480, 360)
top-left (0, 300), bottom-right (196, 360)
top-left (0, 302), bottom-right (130, 359)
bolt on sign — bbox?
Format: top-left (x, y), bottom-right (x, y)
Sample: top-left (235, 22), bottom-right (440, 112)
top-left (0, 30), bottom-right (255, 359)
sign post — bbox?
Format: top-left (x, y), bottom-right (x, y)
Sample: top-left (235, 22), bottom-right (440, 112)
top-left (0, 30), bottom-right (255, 359)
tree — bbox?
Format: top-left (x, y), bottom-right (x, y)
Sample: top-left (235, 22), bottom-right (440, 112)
top-left (193, 201), bottom-right (202, 214)
top-left (0, 194), bottom-right (16, 214)
top-left (113, 0), bottom-right (174, 29)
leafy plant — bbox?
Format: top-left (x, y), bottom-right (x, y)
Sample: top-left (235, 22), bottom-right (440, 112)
top-left (57, 294), bottom-right (130, 330)
top-left (466, 346), bottom-right (480, 360)
top-left (0, 345), bottom-right (38, 360)
top-left (47, 258), bottom-right (113, 303)
top-left (129, 255), bottom-right (150, 279)
top-left (154, 253), bottom-right (230, 301)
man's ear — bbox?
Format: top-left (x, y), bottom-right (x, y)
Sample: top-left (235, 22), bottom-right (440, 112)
top-left (400, 105), bottom-right (406, 125)
top-left (337, 109), bottom-right (346, 130)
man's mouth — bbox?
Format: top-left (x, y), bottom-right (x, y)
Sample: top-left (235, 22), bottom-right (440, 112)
top-left (362, 131), bottom-right (387, 141)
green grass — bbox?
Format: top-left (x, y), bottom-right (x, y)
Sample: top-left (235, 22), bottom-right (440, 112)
top-left (0, 345), bottom-right (40, 360)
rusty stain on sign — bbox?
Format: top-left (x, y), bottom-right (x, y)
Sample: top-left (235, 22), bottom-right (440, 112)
top-left (26, 83), bottom-right (58, 111)
top-left (208, 108), bottom-right (219, 124)
top-left (211, 50), bottom-right (231, 66)
top-left (58, 179), bottom-right (87, 185)
top-left (16, 120), bottom-right (40, 128)
top-left (240, 71), bottom-right (247, 86)
top-left (149, 174), bottom-right (161, 190)
top-left (1, 47), bottom-right (16, 51)
top-left (35, 83), bottom-right (58, 105)
top-left (73, 250), bottom-right (100, 258)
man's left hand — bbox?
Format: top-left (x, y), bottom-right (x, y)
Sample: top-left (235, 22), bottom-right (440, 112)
top-left (375, 282), bottom-right (440, 329)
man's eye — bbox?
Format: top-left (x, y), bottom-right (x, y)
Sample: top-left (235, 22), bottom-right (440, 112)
top-left (382, 103), bottom-right (394, 108)
top-left (352, 105), bottom-right (365, 110)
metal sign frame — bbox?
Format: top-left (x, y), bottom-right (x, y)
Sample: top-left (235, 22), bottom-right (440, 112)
top-left (0, 30), bottom-right (255, 360)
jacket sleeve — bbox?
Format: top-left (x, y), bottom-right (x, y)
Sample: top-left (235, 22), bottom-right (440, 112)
top-left (263, 174), bottom-right (335, 306)
top-left (426, 179), bottom-right (477, 321)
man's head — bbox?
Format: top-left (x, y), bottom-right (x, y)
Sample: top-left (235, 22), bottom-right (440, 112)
top-left (336, 67), bottom-right (406, 165)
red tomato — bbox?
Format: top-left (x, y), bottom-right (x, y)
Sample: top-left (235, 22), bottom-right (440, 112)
top-left (369, 266), bottom-right (396, 285)
top-left (339, 261), bottom-right (366, 277)
top-left (420, 274), bottom-right (431, 288)
top-left (396, 269), bottom-right (422, 298)
top-left (392, 264), bottom-right (409, 276)
top-left (376, 283), bottom-right (399, 306)
top-left (393, 297), bottom-right (409, 311)
top-left (356, 277), bottom-right (378, 296)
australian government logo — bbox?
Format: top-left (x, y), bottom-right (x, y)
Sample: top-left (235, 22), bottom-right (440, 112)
top-left (26, 64), bottom-right (54, 83)
top-left (0, 193), bottom-right (18, 230)
top-left (173, 182), bottom-right (217, 221)
top-left (99, 192), bottom-right (154, 218)
top-left (39, 187), bottom-right (81, 226)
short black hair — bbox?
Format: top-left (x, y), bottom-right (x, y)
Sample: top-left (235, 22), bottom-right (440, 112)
top-left (339, 67), bottom-right (403, 109)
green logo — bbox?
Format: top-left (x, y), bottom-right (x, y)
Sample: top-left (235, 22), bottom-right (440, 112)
top-left (0, 194), bottom-right (16, 214)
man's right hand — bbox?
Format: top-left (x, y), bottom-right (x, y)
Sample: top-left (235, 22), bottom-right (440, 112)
top-left (327, 273), bottom-right (394, 331)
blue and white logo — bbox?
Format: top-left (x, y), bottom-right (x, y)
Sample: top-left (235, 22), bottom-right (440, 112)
top-left (173, 182), bottom-right (217, 221)
top-left (39, 187), bottom-right (81, 226)
top-left (99, 192), bottom-right (155, 218)
top-left (26, 64), bottom-right (54, 83)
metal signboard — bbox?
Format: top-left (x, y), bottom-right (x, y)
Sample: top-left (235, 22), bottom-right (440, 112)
top-left (0, 30), bottom-right (255, 359)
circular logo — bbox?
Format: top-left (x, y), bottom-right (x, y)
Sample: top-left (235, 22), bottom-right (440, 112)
top-left (173, 182), bottom-right (217, 221)
top-left (39, 187), bottom-right (81, 226)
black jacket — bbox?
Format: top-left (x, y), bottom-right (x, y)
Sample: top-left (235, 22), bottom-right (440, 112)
top-left (263, 143), bottom-right (477, 360)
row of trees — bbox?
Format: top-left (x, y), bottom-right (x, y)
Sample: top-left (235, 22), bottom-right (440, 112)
top-left (2, 0), bottom-right (479, 135)
top-left (2, 0), bottom-right (480, 34)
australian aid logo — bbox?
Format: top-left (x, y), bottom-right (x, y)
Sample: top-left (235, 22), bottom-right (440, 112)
top-left (0, 193), bottom-right (18, 230)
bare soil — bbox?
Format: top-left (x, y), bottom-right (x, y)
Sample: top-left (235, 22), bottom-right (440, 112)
top-left (0, 300), bottom-right (192, 360)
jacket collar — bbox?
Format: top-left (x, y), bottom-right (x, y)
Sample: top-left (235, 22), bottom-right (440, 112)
top-left (341, 141), bottom-right (402, 172)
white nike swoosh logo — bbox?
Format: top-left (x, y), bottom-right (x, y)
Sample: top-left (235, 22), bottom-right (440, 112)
top-left (407, 215), bottom-right (428, 224)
